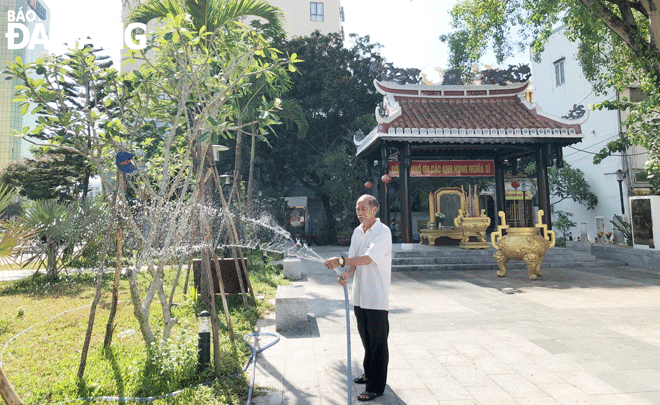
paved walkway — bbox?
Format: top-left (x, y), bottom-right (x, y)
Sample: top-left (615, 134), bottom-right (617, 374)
top-left (253, 246), bottom-right (660, 405)
top-left (0, 269), bottom-right (39, 282)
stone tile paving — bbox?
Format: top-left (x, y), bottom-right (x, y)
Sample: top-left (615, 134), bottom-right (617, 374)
top-left (257, 247), bottom-right (660, 404)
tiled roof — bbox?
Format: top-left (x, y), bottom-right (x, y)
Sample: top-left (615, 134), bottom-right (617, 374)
top-left (391, 97), bottom-right (565, 131)
top-left (355, 80), bottom-right (585, 157)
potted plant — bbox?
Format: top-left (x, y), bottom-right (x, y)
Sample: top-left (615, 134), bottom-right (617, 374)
top-left (611, 214), bottom-right (633, 246)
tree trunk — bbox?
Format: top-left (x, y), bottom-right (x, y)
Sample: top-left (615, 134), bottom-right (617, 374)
top-left (0, 366), bottom-right (22, 405)
top-left (80, 166), bottom-right (90, 202)
top-left (246, 132), bottom-right (257, 211)
top-left (319, 193), bottom-right (337, 243)
top-left (102, 222), bottom-right (122, 352)
top-left (103, 174), bottom-right (124, 352)
top-left (127, 268), bottom-right (156, 345)
top-left (77, 183), bottom-right (117, 380)
top-left (168, 258), bottom-right (185, 308)
top-left (155, 262), bottom-right (178, 345)
top-left (46, 241), bottom-right (57, 280)
top-left (233, 112), bottom-right (244, 205)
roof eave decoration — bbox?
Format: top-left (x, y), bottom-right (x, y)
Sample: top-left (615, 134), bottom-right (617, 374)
top-left (375, 91), bottom-right (401, 125)
top-left (520, 97), bottom-right (588, 131)
top-left (354, 126), bottom-right (378, 149)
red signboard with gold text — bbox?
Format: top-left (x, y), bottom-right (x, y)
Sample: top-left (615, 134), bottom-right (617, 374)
top-left (388, 160), bottom-right (495, 177)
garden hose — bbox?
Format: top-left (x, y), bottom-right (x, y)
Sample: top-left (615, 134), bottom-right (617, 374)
top-left (2, 302), bottom-right (280, 404)
top-left (332, 268), bottom-right (353, 405)
top-left (67, 332), bottom-right (280, 403)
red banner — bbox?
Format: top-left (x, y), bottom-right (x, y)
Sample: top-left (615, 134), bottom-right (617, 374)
top-left (388, 160), bottom-right (495, 177)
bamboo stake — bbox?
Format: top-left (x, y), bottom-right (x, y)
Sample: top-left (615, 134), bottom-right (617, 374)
top-left (0, 366), bottom-right (22, 405)
top-left (104, 173), bottom-right (125, 352)
top-left (78, 170), bottom-right (119, 380)
top-left (211, 166), bottom-right (254, 302)
top-left (168, 258), bottom-right (185, 308)
top-left (182, 258), bottom-right (192, 296)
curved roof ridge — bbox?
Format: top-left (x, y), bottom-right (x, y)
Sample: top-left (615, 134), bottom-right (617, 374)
top-left (374, 79), bottom-right (530, 98)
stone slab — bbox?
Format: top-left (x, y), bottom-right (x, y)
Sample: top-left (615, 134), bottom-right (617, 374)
top-left (283, 258), bottom-right (302, 280)
top-left (275, 285), bottom-right (308, 331)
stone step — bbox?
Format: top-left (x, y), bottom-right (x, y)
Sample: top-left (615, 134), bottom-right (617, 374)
top-left (394, 254), bottom-right (598, 265)
top-left (394, 247), bottom-right (593, 258)
top-left (392, 259), bottom-right (626, 272)
top-left (393, 248), bottom-right (598, 265)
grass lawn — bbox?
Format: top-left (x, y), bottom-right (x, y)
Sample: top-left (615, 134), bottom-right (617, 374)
top-left (0, 252), bottom-right (287, 404)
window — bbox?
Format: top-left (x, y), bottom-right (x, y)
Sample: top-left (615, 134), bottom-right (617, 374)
top-left (554, 58), bottom-right (565, 86)
top-left (310, 2), bottom-right (324, 22)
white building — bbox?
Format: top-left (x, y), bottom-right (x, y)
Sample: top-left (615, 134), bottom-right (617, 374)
top-left (531, 25), bottom-right (644, 241)
top-left (0, 0), bottom-right (50, 171)
top-left (264, 0), bottom-right (342, 38)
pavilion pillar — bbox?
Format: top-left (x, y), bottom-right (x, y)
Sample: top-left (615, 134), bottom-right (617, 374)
top-left (494, 157), bottom-right (507, 225)
top-left (379, 145), bottom-right (390, 227)
top-left (535, 145), bottom-right (552, 230)
top-left (398, 144), bottom-right (413, 243)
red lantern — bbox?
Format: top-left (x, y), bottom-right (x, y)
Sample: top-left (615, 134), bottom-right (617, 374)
top-left (511, 180), bottom-right (520, 189)
top-left (364, 181), bottom-right (373, 189)
top-left (381, 174), bottom-right (392, 184)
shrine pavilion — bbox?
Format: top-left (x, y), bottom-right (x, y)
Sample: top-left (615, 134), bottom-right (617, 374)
top-left (355, 79), bottom-right (585, 243)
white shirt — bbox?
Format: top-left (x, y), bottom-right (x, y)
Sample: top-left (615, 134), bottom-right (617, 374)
top-left (348, 218), bottom-right (392, 311)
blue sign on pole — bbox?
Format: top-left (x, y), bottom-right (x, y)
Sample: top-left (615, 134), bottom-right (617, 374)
top-left (116, 151), bottom-right (137, 174)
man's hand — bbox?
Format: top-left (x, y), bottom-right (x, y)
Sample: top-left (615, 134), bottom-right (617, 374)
top-left (338, 272), bottom-right (349, 286)
top-left (324, 257), bottom-right (341, 270)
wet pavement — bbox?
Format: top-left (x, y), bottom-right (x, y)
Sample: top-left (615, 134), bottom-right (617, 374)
top-left (252, 245), bottom-right (660, 405)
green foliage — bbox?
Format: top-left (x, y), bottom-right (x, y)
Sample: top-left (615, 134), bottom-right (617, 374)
top-left (553, 210), bottom-right (577, 239)
top-left (611, 214), bottom-right (632, 241)
top-left (134, 332), bottom-right (201, 395)
top-left (21, 199), bottom-right (109, 279)
top-left (0, 185), bottom-right (29, 263)
top-left (0, 252), bottom-right (283, 403)
top-left (442, 0), bottom-right (660, 180)
top-left (555, 237), bottom-right (567, 248)
top-left (526, 162), bottom-right (598, 210)
top-left (184, 285), bottom-right (199, 304)
top-left (7, 0), bottom-right (297, 349)
top-left (0, 150), bottom-right (91, 202)
top-left (259, 32), bottom-right (412, 239)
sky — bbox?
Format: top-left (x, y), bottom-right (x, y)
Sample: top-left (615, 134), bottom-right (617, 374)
top-left (40, 0), bottom-right (528, 82)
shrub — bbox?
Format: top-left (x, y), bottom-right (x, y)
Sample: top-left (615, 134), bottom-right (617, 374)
top-left (553, 210), bottom-right (576, 239)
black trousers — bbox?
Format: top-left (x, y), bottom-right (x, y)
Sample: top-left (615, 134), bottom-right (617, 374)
top-left (354, 305), bottom-right (389, 394)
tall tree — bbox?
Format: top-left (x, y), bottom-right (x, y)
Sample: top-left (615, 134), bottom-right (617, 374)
top-left (442, 0), bottom-right (660, 169)
top-left (0, 185), bottom-right (29, 264)
top-left (0, 149), bottom-right (90, 202)
top-left (259, 33), bottom-right (392, 241)
top-left (525, 162), bottom-right (598, 209)
top-left (8, 0), bottom-right (295, 380)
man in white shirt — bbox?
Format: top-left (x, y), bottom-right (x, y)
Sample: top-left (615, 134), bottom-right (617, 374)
top-left (325, 194), bottom-right (392, 402)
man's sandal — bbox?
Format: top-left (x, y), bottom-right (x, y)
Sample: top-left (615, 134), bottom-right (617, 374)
top-left (353, 374), bottom-right (369, 384)
top-left (357, 391), bottom-right (383, 402)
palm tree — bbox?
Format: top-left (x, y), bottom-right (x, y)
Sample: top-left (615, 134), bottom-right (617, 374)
top-left (0, 185), bottom-right (29, 265)
top-left (124, 0), bottom-right (292, 376)
top-left (231, 72), bottom-right (308, 209)
top-left (128, 0), bottom-right (285, 35)
top-left (128, 0), bottom-right (291, 208)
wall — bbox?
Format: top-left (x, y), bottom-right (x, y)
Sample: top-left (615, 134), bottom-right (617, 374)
top-left (261, 0), bottom-right (342, 38)
top-left (531, 26), bottom-right (628, 241)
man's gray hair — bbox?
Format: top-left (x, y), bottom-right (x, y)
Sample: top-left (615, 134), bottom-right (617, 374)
top-left (359, 194), bottom-right (380, 209)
